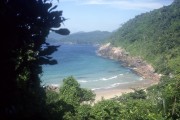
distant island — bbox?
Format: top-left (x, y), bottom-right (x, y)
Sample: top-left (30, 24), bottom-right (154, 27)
top-left (47, 30), bottom-right (111, 45)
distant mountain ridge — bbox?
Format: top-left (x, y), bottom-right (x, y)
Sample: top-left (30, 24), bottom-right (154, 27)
top-left (107, 0), bottom-right (180, 74)
top-left (47, 31), bottom-right (111, 44)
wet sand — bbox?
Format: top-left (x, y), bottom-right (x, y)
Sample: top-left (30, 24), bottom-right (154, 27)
top-left (94, 78), bottom-right (157, 102)
top-left (94, 43), bottom-right (161, 102)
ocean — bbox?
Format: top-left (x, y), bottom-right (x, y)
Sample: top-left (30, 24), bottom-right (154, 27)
top-left (41, 44), bottom-right (143, 90)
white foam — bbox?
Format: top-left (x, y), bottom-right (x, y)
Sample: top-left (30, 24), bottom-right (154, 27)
top-left (104, 82), bottom-right (131, 89)
top-left (92, 79), bottom-right (99, 82)
top-left (92, 81), bottom-right (131, 91)
top-left (100, 75), bottom-right (118, 81)
top-left (119, 74), bottom-right (124, 76)
top-left (91, 87), bottom-right (102, 91)
top-left (79, 80), bottom-right (88, 83)
top-left (139, 77), bottom-right (143, 81)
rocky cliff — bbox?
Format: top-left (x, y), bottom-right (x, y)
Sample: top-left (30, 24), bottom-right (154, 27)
top-left (97, 43), bottom-right (161, 83)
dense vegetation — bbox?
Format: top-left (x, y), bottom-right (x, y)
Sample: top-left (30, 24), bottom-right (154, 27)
top-left (1, 0), bottom-right (179, 120)
top-left (45, 76), bottom-right (95, 120)
top-left (0, 0), bottom-right (69, 119)
top-left (104, 0), bottom-right (180, 119)
top-left (47, 31), bottom-right (111, 44)
top-left (109, 0), bottom-right (180, 75)
top-left (45, 76), bottom-right (180, 120)
top-left (45, 1), bottom-right (180, 119)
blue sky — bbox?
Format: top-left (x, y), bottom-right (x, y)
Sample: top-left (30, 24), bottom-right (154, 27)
top-left (54, 0), bottom-right (173, 33)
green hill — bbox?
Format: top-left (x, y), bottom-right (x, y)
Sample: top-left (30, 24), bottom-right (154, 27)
top-left (47, 31), bottom-right (111, 44)
top-left (108, 0), bottom-right (180, 75)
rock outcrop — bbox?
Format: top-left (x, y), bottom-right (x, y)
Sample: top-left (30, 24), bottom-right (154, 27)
top-left (44, 84), bottom-right (59, 92)
top-left (97, 43), bottom-right (161, 83)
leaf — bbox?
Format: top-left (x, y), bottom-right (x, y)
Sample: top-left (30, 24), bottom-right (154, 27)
top-left (39, 45), bottom-right (60, 56)
top-left (44, 3), bottom-right (52, 10)
top-left (49, 5), bottom-right (58, 12)
top-left (55, 28), bottom-right (70, 35)
top-left (39, 57), bottom-right (57, 65)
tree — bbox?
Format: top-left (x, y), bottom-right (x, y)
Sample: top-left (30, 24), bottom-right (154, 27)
top-left (91, 100), bottom-right (122, 120)
top-left (157, 75), bottom-right (180, 119)
top-left (59, 76), bottom-right (95, 106)
top-left (45, 77), bottom-right (95, 120)
top-left (108, 0), bottom-right (180, 74)
top-left (0, 0), bottom-right (69, 119)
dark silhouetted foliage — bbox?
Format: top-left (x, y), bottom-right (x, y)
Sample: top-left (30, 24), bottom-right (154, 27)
top-left (0, 0), bottom-right (179, 119)
top-left (0, 0), bottom-right (69, 119)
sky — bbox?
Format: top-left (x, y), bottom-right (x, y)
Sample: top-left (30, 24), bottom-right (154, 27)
top-left (53, 0), bottom-right (173, 33)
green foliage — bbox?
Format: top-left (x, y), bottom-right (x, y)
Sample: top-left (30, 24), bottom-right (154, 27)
top-left (75, 104), bottom-right (93, 120)
top-left (59, 76), bottom-right (82, 106)
top-left (59, 76), bottom-right (95, 106)
top-left (114, 89), bottom-right (147, 102)
top-left (46, 90), bottom-right (60, 104)
top-left (63, 104), bottom-right (93, 120)
top-left (110, 90), bottom-right (162, 120)
top-left (45, 77), bottom-right (95, 120)
top-left (157, 75), bottom-right (180, 119)
top-left (44, 76), bottom-right (180, 120)
top-left (106, 2), bottom-right (180, 118)
top-left (0, 0), bottom-right (69, 119)
top-left (146, 75), bottom-right (180, 120)
top-left (46, 99), bottom-right (75, 120)
top-left (91, 100), bottom-right (122, 120)
top-left (121, 99), bottom-right (163, 120)
top-left (2, 0), bottom-right (179, 119)
top-left (46, 1), bottom-right (180, 119)
top-left (108, 0), bottom-right (180, 75)
top-left (129, 89), bottom-right (147, 99)
top-left (80, 88), bottom-right (96, 103)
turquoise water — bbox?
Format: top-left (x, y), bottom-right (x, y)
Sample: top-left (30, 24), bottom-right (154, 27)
top-left (41, 44), bottom-right (143, 90)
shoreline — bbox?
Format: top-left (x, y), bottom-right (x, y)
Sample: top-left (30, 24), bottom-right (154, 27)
top-left (94, 88), bottom-right (133, 102)
top-left (93, 78), bottom-right (156, 102)
top-left (97, 43), bottom-right (161, 83)
top-left (45, 77), bottom-right (158, 103)
top-left (45, 43), bottom-right (161, 102)
top-left (94, 43), bottom-right (161, 102)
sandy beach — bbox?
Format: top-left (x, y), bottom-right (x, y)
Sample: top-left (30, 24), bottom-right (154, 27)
top-left (93, 43), bottom-right (161, 102)
top-left (93, 76), bottom-right (158, 102)
top-left (46, 75), bottom-right (159, 103)
top-left (94, 89), bottom-right (133, 102)
top-left (46, 43), bottom-right (161, 103)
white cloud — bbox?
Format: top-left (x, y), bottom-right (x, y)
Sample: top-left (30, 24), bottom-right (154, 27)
top-left (83, 0), bottom-right (164, 10)
top-left (60, 0), bottom-right (171, 10)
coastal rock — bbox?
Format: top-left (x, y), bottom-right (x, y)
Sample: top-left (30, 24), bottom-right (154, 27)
top-left (97, 43), bottom-right (161, 83)
top-left (44, 84), bottom-right (59, 92)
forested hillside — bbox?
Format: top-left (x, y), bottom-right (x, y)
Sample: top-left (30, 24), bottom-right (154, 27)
top-left (45, 1), bottom-right (179, 119)
top-left (48, 31), bottom-right (111, 44)
top-left (109, 0), bottom-right (180, 75)
top-left (1, 0), bottom-right (179, 119)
